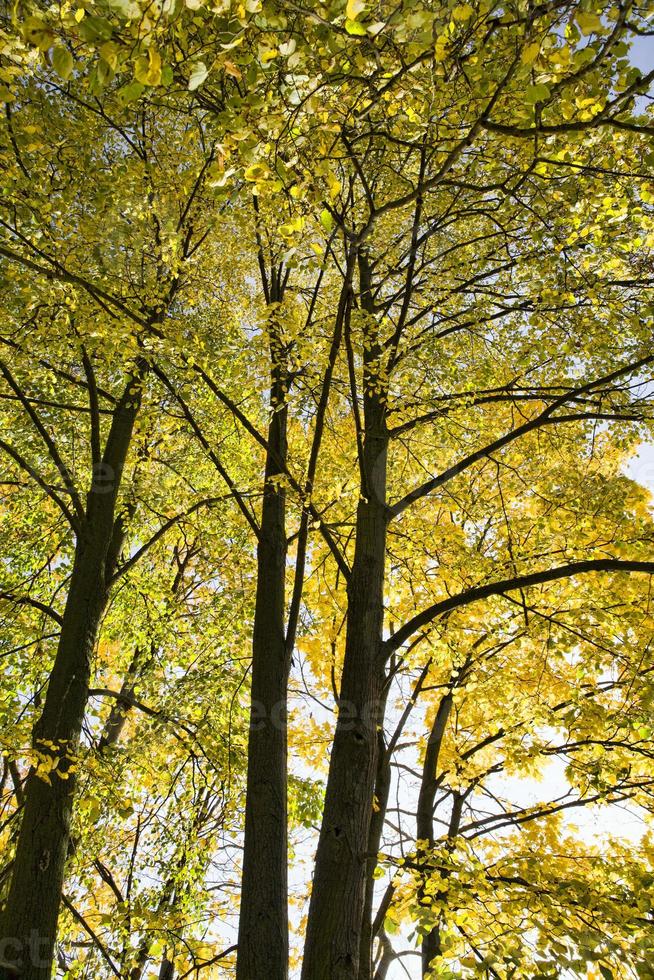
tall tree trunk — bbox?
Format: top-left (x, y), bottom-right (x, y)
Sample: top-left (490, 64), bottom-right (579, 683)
top-left (302, 249), bottom-right (389, 980)
top-left (236, 297), bottom-right (290, 980)
top-left (0, 374), bottom-right (142, 980)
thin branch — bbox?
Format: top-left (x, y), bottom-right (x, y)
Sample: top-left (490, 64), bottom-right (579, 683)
top-left (61, 895), bottom-right (121, 978)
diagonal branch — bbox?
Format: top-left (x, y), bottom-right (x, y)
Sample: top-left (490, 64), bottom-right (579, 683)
top-left (390, 353), bottom-right (654, 517)
top-left (384, 559), bottom-right (654, 654)
top-left (152, 365), bottom-right (261, 539)
top-left (0, 359), bottom-right (85, 523)
top-left (0, 592), bottom-right (63, 627)
top-left (0, 438), bottom-right (78, 531)
top-left (61, 895), bottom-right (121, 979)
top-left (109, 495), bottom-right (234, 585)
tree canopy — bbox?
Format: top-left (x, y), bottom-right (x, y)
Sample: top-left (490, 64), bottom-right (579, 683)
top-left (1, 2), bottom-right (654, 979)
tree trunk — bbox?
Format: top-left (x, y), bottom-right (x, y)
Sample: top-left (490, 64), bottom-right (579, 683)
top-left (417, 692), bottom-right (454, 977)
top-left (359, 733), bottom-right (391, 980)
top-left (0, 374), bottom-right (141, 979)
top-left (302, 250), bottom-right (389, 980)
top-left (301, 487), bottom-right (387, 980)
top-left (236, 315), bottom-right (290, 980)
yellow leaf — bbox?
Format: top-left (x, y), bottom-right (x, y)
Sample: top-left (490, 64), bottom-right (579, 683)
top-left (320, 208), bottom-right (334, 232)
top-left (345, 19), bottom-right (367, 35)
top-left (577, 11), bottom-right (602, 34)
top-left (244, 163), bottom-right (268, 181)
top-left (521, 42), bottom-right (540, 65)
top-left (346, 0), bottom-right (366, 20)
top-left (259, 47), bottom-right (278, 63)
top-left (328, 176), bottom-right (341, 200)
top-left (434, 35), bottom-right (449, 61)
top-left (452, 3), bottom-right (474, 21)
top-left (99, 41), bottom-right (119, 71)
top-left (135, 47), bottom-right (162, 86)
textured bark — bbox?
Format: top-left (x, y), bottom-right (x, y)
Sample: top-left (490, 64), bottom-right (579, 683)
top-left (0, 375), bottom-right (141, 980)
top-left (236, 307), bottom-right (290, 980)
top-left (301, 441), bottom-right (388, 980)
top-left (302, 249), bottom-right (389, 980)
top-left (158, 956), bottom-right (174, 980)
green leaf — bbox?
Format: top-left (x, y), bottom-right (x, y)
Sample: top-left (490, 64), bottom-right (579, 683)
top-left (52, 46), bottom-right (74, 80)
top-left (117, 80), bottom-right (145, 104)
top-left (525, 82), bottom-right (551, 103)
top-left (452, 4), bottom-right (474, 21)
top-left (244, 163), bottom-right (268, 181)
top-left (521, 42), bottom-right (540, 65)
top-left (577, 11), bottom-right (603, 35)
top-left (78, 16), bottom-right (114, 42)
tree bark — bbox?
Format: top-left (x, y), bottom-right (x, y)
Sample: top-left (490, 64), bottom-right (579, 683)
top-left (236, 302), bottom-right (290, 980)
top-left (417, 692), bottom-right (454, 977)
top-left (359, 732), bottom-right (391, 980)
top-left (302, 249), bottom-right (389, 980)
top-left (0, 373), bottom-right (142, 980)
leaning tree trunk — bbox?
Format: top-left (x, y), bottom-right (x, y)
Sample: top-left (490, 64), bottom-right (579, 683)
top-left (417, 690), bottom-right (454, 976)
top-left (302, 250), bottom-right (389, 980)
top-left (417, 654), bottom-right (474, 978)
top-left (0, 376), bottom-right (141, 980)
top-left (359, 732), bottom-right (391, 980)
top-left (236, 306), bottom-right (290, 980)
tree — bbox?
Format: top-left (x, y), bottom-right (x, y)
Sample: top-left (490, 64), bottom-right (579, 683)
top-left (1, 1), bottom-right (654, 979)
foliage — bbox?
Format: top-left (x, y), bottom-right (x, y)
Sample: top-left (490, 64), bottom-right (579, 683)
top-left (1, 1), bottom-right (654, 978)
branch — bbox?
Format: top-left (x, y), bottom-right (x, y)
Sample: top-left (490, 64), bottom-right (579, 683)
top-left (152, 365), bottom-right (260, 538)
top-left (109, 495), bottom-right (233, 584)
top-left (0, 591), bottom-right (63, 627)
top-left (384, 559), bottom-right (654, 654)
top-left (0, 438), bottom-right (78, 531)
top-left (0, 358), bottom-right (85, 522)
top-left (177, 945), bottom-right (238, 979)
top-left (0, 243), bottom-right (148, 328)
top-left (81, 346), bottom-right (102, 470)
top-left (390, 353), bottom-right (654, 517)
top-left (61, 895), bottom-right (121, 978)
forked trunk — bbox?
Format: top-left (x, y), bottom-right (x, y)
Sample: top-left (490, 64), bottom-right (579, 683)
top-left (301, 291), bottom-right (389, 979)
